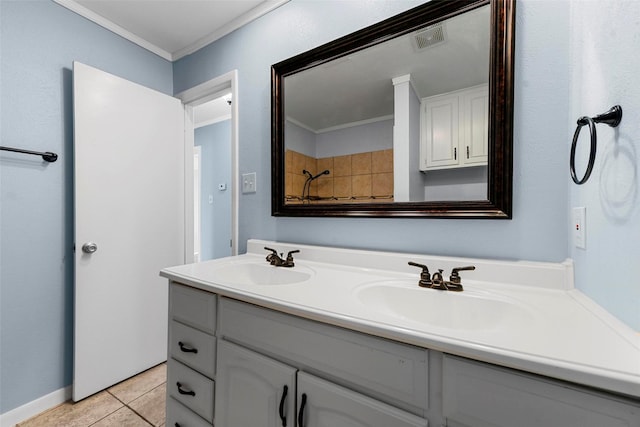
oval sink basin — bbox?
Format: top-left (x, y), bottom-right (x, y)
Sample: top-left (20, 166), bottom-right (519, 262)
top-left (354, 280), bottom-right (531, 330)
top-left (212, 262), bottom-right (313, 286)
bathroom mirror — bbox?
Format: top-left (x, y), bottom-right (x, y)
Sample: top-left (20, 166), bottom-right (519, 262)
top-left (272, 0), bottom-right (514, 218)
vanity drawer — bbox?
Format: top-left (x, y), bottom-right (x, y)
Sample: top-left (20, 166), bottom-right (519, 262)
top-left (169, 320), bottom-right (216, 378)
top-left (166, 397), bottom-right (212, 427)
top-left (167, 358), bottom-right (215, 424)
top-left (218, 297), bottom-right (428, 415)
top-left (170, 283), bottom-right (217, 334)
top-left (443, 355), bottom-right (640, 427)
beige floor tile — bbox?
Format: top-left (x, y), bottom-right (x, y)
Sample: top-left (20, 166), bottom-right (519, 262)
top-left (108, 363), bottom-right (166, 404)
top-left (129, 384), bottom-right (166, 426)
top-left (18, 391), bottom-right (122, 427)
top-left (91, 406), bottom-right (152, 427)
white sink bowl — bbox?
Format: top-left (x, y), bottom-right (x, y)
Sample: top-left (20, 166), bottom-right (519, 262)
top-left (211, 261), bottom-right (313, 286)
top-left (354, 280), bottom-right (532, 330)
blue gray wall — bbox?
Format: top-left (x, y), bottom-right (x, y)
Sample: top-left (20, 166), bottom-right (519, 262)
top-left (175, 4), bottom-right (565, 247)
top-left (315, 119), bottom-right (393, 158)
top-left (173, 0), bottom-right (569, 263)
top-left (568, 1), bottom-right (640, 330)
top-left (0, 0), bottom-right (173, 414)
top-left (195, 121), bottom-right (232, 260)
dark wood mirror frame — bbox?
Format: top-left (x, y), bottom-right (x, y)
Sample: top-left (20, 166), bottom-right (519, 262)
top-left (272, 0), bottom-right (515, 218)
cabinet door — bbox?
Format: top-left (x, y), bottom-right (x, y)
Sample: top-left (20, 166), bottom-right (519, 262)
top-left (422, 94), bottom-right (460, 169)
top-left (443, 355), bottom-right (640, 427)
top-left (216, 340), bottom-right (297, 427)
top-left (461, 86), bottom-right (488, 165)
top-left (297, 372), bottom-right (428, 427)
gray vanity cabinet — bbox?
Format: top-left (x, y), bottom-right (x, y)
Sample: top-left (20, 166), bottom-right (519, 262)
top-left (166, 283), bottom-right (217, 426)
top-left (442, 355), bottom-right (640, 427)
top-left (165, 281), bottom-right (640, 427)
top-left (217, 297), bottom-right (430, 417)
top-left (215, 340), bottom-right (296, 426)
top-left (166, 397), bottom-right (212, 427)
top-left (216, 297), bottom-right (430, 427)
top-left (215, 339), bottom-right (427, 427)
top-left (297, 372), bottom-right (427, 427)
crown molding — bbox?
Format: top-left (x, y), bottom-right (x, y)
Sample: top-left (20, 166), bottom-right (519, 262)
top-left (53, 0), bottom-right (173, 61)
top-left (53, 0), bottom-right (289, 62)
top-left (172, 0), bottom-right (289, 61)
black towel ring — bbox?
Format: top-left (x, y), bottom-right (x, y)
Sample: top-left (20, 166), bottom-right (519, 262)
top-left (570, 105), bottom-right (622, 185)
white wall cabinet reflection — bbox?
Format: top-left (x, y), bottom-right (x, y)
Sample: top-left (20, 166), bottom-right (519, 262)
top-left (421, 84), bottom-right (488, 171)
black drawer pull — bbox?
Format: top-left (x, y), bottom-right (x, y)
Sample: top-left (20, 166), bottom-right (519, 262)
top-left (178, 341), bottom-right (198, 354)
top-left (175, 423), bottom-right (181, 427)
top-left (279, 385), bottom-right (288, 426)
top-left (297, 393), bottom-right (307, 427)
top-left (176, 382), bottom-right (195, 396)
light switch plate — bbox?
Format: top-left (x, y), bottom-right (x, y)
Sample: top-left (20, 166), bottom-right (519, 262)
top-left (242, 172), bottom-right (256, 194)
top-left (573, 207), bottom-right (586, 249)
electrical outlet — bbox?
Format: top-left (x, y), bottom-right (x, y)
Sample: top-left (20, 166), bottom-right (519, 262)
top-left (573, 207), bottom-right (586, 249)
top-left (242, 172), bottom-right (257, 194)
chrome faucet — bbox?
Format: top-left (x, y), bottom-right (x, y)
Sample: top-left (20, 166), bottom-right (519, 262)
top-left (408, 262), bottom-right (475, 292)
top-left (265, 247), bottom-right (299, 267)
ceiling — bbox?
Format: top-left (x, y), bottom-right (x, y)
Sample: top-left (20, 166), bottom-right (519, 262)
top-left (54, 0), bottom-right (289, 61)
top-left (285, 4), bottom-right (490, 132)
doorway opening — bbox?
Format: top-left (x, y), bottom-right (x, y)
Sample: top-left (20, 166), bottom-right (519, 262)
top-left (193, 94), bottom-right (233, 261)
top-left (176, 71), bottom-right (239, 263)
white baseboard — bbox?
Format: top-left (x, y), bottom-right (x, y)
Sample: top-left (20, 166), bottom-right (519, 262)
top-left (0, 386), bottom-right (71, 427)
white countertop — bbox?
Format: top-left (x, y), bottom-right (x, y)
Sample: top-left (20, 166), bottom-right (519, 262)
top-left (160, 239), bottom-right (640, 398)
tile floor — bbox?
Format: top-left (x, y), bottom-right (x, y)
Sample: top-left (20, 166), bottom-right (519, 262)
top-left (17, 363), bottom-right (166, 427)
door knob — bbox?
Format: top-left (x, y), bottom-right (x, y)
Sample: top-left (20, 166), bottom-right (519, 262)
top-left (82, 242), bottom-right (98, 254)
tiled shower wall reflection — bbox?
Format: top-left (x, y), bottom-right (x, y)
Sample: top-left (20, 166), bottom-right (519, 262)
top-left (285, 149), bottom-right (394, 204)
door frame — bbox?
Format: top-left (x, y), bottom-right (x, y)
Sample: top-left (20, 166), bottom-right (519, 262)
top-left (176, 71), bottom-right (239, 261)
top-left (193, 145), bottom-right (202, 262)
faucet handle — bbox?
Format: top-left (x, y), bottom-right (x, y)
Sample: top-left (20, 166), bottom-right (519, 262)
top-left (264, 247), bottom-right (280, 264)
top-left (408, 262), bottom-right (432, 288)
top-left (285, 250), bottom-right (300, 266)
top-left (264, 246), bottom-right (278, 256)
top-left (449, 265), bottom-right (476, 284)
top-left (286, 250), bottom-right (300, 261)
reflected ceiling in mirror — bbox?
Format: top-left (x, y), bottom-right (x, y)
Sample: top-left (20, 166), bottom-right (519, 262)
top-left (286, 5), bottom-right (489, 133)
top-left (272, 0), bottom-right (514, 218)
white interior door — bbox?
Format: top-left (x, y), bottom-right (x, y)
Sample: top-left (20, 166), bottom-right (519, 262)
top-left (73, 62), bottom-right (184, 401)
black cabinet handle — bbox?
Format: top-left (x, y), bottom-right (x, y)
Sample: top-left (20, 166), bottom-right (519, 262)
top-left (176, 382), bottom-right (195, 396)
top-left (178, 341), bottom-right (198, 354)
top-left (297, 393), bottom-right (307, 427)
top-left (175, 423), bottom-right (181, 427)
top-left (278, 385), bottom-right (288, 426)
